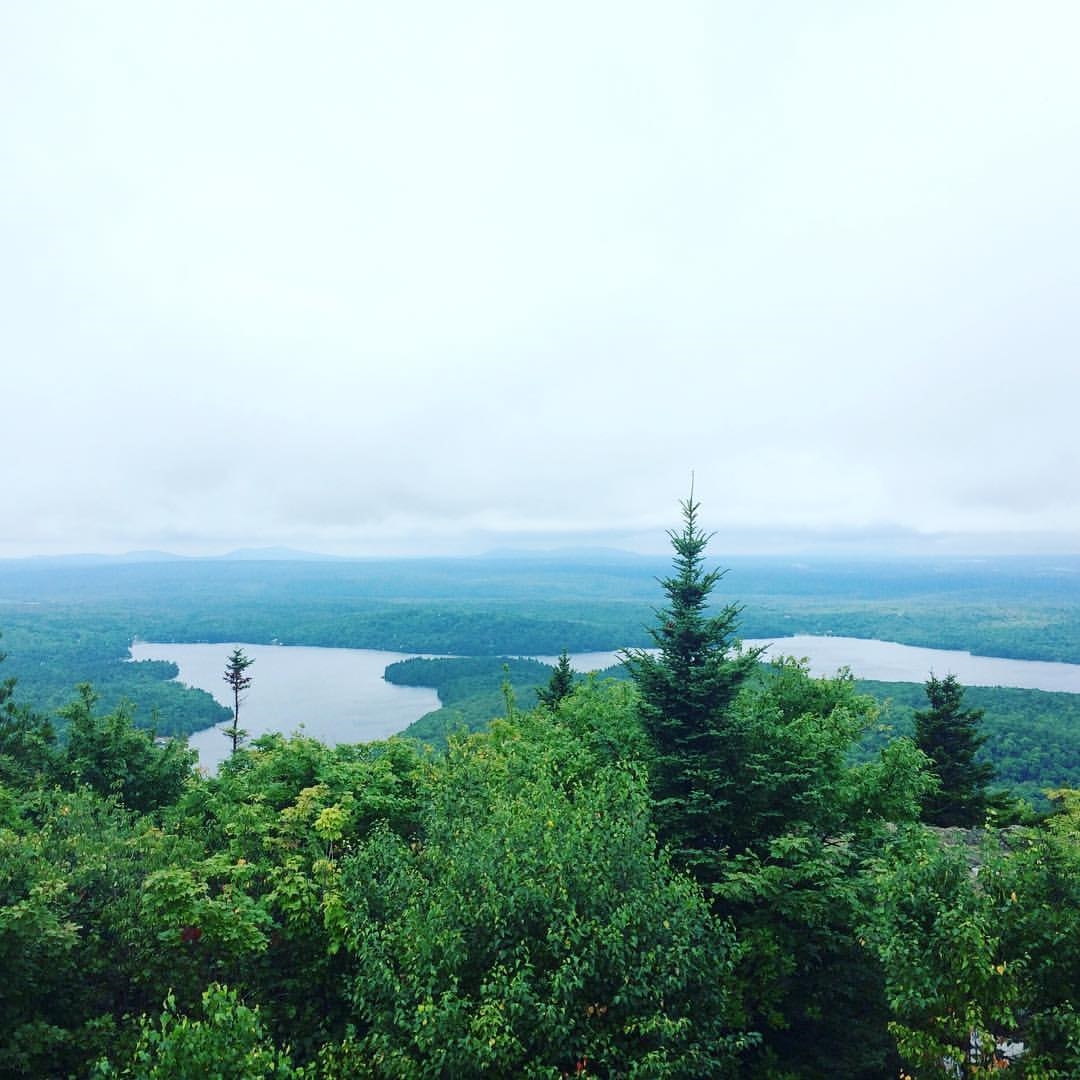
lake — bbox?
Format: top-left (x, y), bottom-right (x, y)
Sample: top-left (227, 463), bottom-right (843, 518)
top-left (132, 635), bottom-right (1080, 773)
top-left (130, 642), bottom-right (442, 773)
top-left (553, 637), bottom-right (1080, 694)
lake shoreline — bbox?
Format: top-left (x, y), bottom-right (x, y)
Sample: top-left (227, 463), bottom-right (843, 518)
top-left (131, 635), bottom-right (1080, 773)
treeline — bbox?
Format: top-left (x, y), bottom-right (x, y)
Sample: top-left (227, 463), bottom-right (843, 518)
top-left (6, 553), bottom-right (1080, 806)
top-left (856, 678), bottom-right (1080, 805)
top-left (0, 620), bottom-right (230, 736)
top-left (1, 680), bottom-right (745, 1077)
top-left (3, 503), bottom-right (1080, 1076)
top-left (5, 551), bottom-right (1080, 732)
top-left (384, 655), bottom-right (631, 746)
top-left (386, 655), bottom-right (1080, 805)
top-left (7, 674), bottom-right (1080, 1075)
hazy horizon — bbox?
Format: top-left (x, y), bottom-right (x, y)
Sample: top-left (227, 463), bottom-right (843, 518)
top-left (8, 529), bottom-right (1080, 564)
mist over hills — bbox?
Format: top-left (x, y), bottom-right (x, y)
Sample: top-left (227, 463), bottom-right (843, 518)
top-left (9, 546), bottom-right (349, 567)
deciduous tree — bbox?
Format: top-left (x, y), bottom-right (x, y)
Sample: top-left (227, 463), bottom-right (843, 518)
top-left (61, 683), bottom-right (195, 812)
top-left (334, 707), bottom-right (751, 1077)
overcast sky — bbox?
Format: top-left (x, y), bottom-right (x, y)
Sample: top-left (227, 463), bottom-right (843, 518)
top-left (2, 2), bottom-right (1078, 558)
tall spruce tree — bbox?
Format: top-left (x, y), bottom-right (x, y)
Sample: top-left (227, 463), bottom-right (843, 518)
top-left (914, 673), bottom-right (995, 826)
top-left (536, 649), bottom-right (575, 710)
top-left (621, 491), bottom-right (762, 884)
top-left (223, 648), bottom-right (255, 755)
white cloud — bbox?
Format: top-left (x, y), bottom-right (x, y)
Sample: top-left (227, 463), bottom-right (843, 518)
top-left (1, 1), bottom-right (1078, 556)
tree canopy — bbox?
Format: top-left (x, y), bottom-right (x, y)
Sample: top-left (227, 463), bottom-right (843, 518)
top-left (1, 502), bottom-right (1079, 1076)
top-left (621, 490), bottom-right (762, 882)
top-left (223, 648), bottom-right (255, 755)
top-left (915, 672), bottom-right (996, 826)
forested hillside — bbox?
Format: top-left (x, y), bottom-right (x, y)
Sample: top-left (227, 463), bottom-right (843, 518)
top-left (4, 550), bottom-right (1080, 743)
top-left (0, 621), bottom-right (230, 736)
top-left (3, 508), bottom-right (1080, 1075)
top-left (856, 679), bottom-right (1080, 805)
top-left (384, 656), bottom-right (1080, 806)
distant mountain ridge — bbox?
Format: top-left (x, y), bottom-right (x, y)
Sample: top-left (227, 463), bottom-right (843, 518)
top-left (479, 546), bottom-right (656, 562)
top-left (211, 547), bottom-right (350, 562)
top-left (3, 545), bottom-right (654, 567)
top-left (18, 550), bottom-right (186, 566)
top-left (5, 546), bottom-right (348, 566)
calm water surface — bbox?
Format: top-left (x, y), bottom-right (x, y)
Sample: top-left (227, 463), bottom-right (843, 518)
top-left (130, 642), bottom-right (441, 773)
top-left (133, 636), bottom-right (1080, 773)
top-left (552, 637), bottom-right (1080, 693)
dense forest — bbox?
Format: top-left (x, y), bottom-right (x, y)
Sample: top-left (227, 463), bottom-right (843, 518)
top-left (2, 530), bottom-right (1080, 1074)
top-left (3, 549), bottom-right (1080, 741)
top-left (384, 657), bottom-right (1080, 807)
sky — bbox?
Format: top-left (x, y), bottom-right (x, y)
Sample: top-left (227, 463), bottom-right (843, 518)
top-left (2, 2), bottom-right (1079, 559)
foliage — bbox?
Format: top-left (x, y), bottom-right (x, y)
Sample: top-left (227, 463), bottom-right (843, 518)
top-left (859, 826), bottom-right (1023, 1077)
top-left (386, 656), bottom-right (606, 748)
top-left (96, 984), bottom-right (305, 1079)
top-left (0, 783), bottom-right (196, 1075)
top-left (914, 674), bottom-right (996, 826)
top-left (0, 637), bottom-right (58, 786)
top-left (620, 499), bottom-right (931, 1076)
top-left (730, 658), bottom-right (931, 850)
top-left (333, 705), bottom-right (753, 1078)
top-left (710, 658), bottom-right (929, 1077)
top-left (621, 492), bottom-right (763, 882)
top-left (860, 801), bottom-right (1080, 1077)
top-left (170, 732), bottom-right (428, 1060)
top-left (551, 676), bottom-right (652, 769)
top-left (3, 541), bottom-right (1080, 1076)
top-left (855, 678), bottom-right (1080, 809)
top-left (535, 648), bottom-right (577, 709)
top-left (0, 668), bottom-right (1077, 1076)
top-left (60, 683), bottom-right (196, 813)
top-left (983, 791), bottom-right (1080, 1074)
top-left (224, 648), bottom-right (256, 755)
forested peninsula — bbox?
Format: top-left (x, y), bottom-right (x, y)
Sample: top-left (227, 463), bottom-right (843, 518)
top-left (4, 547), bottom-right (1080, 737)
top-left (2, 515), bottom-right (1080, 1075)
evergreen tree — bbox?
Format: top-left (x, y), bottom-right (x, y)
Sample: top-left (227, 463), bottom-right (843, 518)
top-left (536, 649), bottom-right (575, 709)
top-left (223, 648), bottom-right (255, 755)
top-left (621, 491), bottom-right (762, 884)
top-left (914, 673), bottom-right (996, 826)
